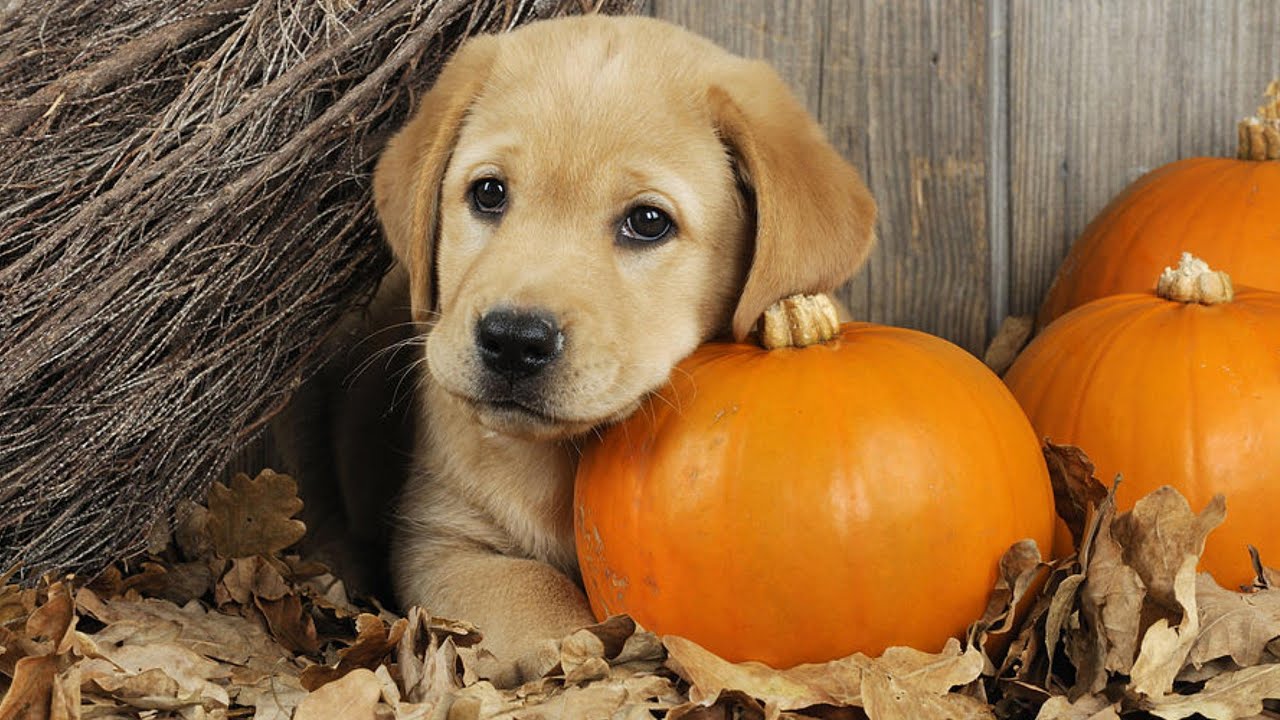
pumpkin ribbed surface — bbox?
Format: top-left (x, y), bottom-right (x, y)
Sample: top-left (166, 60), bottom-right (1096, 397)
top-left (1008, 282), bottom-right (1280, 588)
top-left (1038, 157), bottom-right (1280, 327)
top-left (574, 323), bottom-right (1055, 667)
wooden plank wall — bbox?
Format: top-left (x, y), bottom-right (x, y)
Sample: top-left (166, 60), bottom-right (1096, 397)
top-left (651, 0), bottom-right (1280, 354)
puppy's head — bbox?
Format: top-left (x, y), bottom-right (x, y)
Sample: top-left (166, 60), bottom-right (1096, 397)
top-left (374, 16), bottom-right (876, 440)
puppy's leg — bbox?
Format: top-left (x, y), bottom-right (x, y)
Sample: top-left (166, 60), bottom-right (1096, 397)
top-left (393, 382), bottom-right (594, 686)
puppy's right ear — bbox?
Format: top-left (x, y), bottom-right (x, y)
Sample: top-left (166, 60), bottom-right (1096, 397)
top-left (373, 35), bottom-right (499, 320)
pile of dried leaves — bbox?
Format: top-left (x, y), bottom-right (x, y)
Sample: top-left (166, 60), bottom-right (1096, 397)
top-left (4, 447), bottom-right (1280, 719)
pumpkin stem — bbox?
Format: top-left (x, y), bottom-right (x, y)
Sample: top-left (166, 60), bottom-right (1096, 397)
top-left (1156, 253), bottom-right (1234, 305)
top-left (760, 294), bottom-right (840, 349)
top-left (1237, 79), bottom-right (1280, 160)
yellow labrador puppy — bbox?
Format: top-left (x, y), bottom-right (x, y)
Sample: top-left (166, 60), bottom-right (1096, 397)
top-left (349, 14), bottom-right (874, 682)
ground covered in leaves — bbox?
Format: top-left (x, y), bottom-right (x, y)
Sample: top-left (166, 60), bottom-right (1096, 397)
top-left (4, 446), bottom-right (1280, 719)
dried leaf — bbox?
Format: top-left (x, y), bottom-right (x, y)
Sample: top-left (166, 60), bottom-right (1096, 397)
top-left (1072, 492), bottom-right (1144, 693)
top-left (1129, 556), bottom-right (1201, 698)
top-left (254, 592), bottom-right (320, 655)
top-left (983, 314), bottom-right (1034, 375)
top-left (1189, 576), bottom-right (1280, 670)
top-left (0, 654), bottom-right (56, 720)
top-left (235, 673), bottom-right (309, 720)
top-left (862, 668), bottom-right (995, 720)
top-left (26, 580), bottom-right (76, 656)
top-left (1043, 444), bottom-right (1109, 553)
top-left (293, 666), bottom-right (382, 720)
top-left (1147, 663), bottom-right (1280, 720)
top-left (664, 634), bottom-right (983, 712)
top-left (216, 555), bottom-right (291, 606)
top-left (397, 608), bottom-right (466, 707)
top-left (1113, 488), bottom-right (1225, 610)
top-left (971, 540), bottom-right (1047, 663)
top-left (49, 664), bottom-right (80, 720)
top-left (1034, 694), bottom-right (1120, 720)
top-left (75, 588), bottom-right (292, 671)
top-left (206, 470), bottom-right (306, 559)
top-left (300, 613), bottom-right (407, 690)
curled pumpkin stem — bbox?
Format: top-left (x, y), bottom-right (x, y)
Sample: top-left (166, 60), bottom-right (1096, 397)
top-left (1237, 79), bottom-right (1280, 160)
top-left (760, 294), bottom-right (840, 349)
top-left (1157, 252), bottom-right (1234, 305)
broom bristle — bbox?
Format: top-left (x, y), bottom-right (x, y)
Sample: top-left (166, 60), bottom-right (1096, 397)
top-left (0, 0), bottom-right (644, 583)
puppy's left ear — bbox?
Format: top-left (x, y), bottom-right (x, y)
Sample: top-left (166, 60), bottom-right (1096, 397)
top-left (710, 60), bottom-right (877, 341)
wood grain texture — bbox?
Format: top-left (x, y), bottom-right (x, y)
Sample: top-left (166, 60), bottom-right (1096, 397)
top-left (1008, 0), bottom-right (1280, 317)
top-left (653, 0), bottom-right (992, 353)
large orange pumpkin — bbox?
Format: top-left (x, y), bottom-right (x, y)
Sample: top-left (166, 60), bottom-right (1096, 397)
top-left (1007, 254), bottom-right (1280, 588)
top-left (1038, 82), bottom-right (1280, 327)
top-left (574, 297), bottom-right (1055, 667)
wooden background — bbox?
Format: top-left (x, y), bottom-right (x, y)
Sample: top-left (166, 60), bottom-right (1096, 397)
top-left (649, 0), bottom-right (1280, 354)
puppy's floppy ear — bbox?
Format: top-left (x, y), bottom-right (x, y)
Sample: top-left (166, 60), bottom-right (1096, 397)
top-left (373, 35), bottom-right (499, 320)
top-left (710, 60), bottom-right (877, 341)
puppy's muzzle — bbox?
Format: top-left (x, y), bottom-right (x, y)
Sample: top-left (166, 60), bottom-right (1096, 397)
top-left (476, 309), bottom-right (564, 381)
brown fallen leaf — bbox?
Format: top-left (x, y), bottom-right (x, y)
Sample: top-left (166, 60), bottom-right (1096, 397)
top-left (1188, 575), bottom-right (1280, 671)
top-left (24, 580), bottom-right (76, 657)
top-left (300, 613), bottom-right (407, 690)
top-left (983, 315), bottom-right (1034, 375)
top-left (293, 666), bottom-right (382, 720)
top-left (74, 588), bottom-right (295, 678)
top-left (48, 663), bottom-right (79, 720)
top-left (1128, 555), bottom-right (1200, 699)
top-left (970, 539), bottom-right (1047, 665)
top-left (1113, 487), bottom-right (1225, 612)
top-left (1034, 694), bottom-right (1120, 719)
top-left (206, 470), bottom-right (306, 559)
top-left (255, 592), bottom-right (321, 655)
top-left (235, 673), bottom-right (308, 720)
top-left (0, 654), bottom-right (56, 720)
top-left (1146, 663), bottom-right (1280, 720)
top-left (0, 567), bottom-right (36, 628)
top-left (216, 555), bottom-right (291, 606)
top-left (1070, 487), bottom-right (1144, 694)
top-left (1043, 443), bottom-right (1109, 553)
top-left (664, 634), bottom-right (984, 714)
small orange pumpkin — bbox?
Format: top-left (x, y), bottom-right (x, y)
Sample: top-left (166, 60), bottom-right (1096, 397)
top-left (574, 296), bottom-right (1055, 667)
top-left (1007, 254), bottom-right (1280, 588)
top-left (1038, 82), bottom-right (1280, 327)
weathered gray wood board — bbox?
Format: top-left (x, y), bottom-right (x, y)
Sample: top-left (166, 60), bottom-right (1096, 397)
top-left (652, 0), bottom-right (993, 353)
top-left (1008, 0), bottom-right (1280, 318)
top-left (652, 0), bottom-right (1279, 352)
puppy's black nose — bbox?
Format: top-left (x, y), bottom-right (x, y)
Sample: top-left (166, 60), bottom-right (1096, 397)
top-left (476, 309), bottom-right (563, 380)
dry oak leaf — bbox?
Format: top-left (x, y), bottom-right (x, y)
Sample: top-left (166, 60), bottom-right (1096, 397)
top-left (1043, 443), bottom-right (1109, 552)
top-left (664, 634), bottom-right (988, 717)
top-left (1112, 487), bottom-right (1225, 611)
top-left (206, 469), bottom-right (306, 559)
top-left (300, 612), bottom-right (407, 690)
top-left (969, 539), bottom-right (1046, 663)
top-left (1128, 556), bottom-right (1200, 699)
top-left (74, 588), bottom-right (293, 671)
top-left (293, 666), bottom-right (382, 720)
top-left (1188, 574), bottom-right (1280, 670)
top-left (1145, 663), bottom-right (1280, 720)
top-left (233, 673), bottom-right (308, 720)
top-left (1034, 694), bottom-right (1121, 720)
top-left (0, 654), bottom-right (56, 720)
top-left (1070, 487), bottom-right (1144, 695)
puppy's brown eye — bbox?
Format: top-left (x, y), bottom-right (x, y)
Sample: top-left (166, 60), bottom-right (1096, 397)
top-left (620, 206), bottom-right (674, 244)
top-left (470, 178), bottom-right (506, 214)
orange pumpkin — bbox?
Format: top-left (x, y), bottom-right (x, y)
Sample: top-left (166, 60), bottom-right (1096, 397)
top-left (574, 297), bottom-right (1055, 667)
top-left (1007, 254), bottom-right (1280, 588)
top-left (1038, 82), bottom-right (1280, 327)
